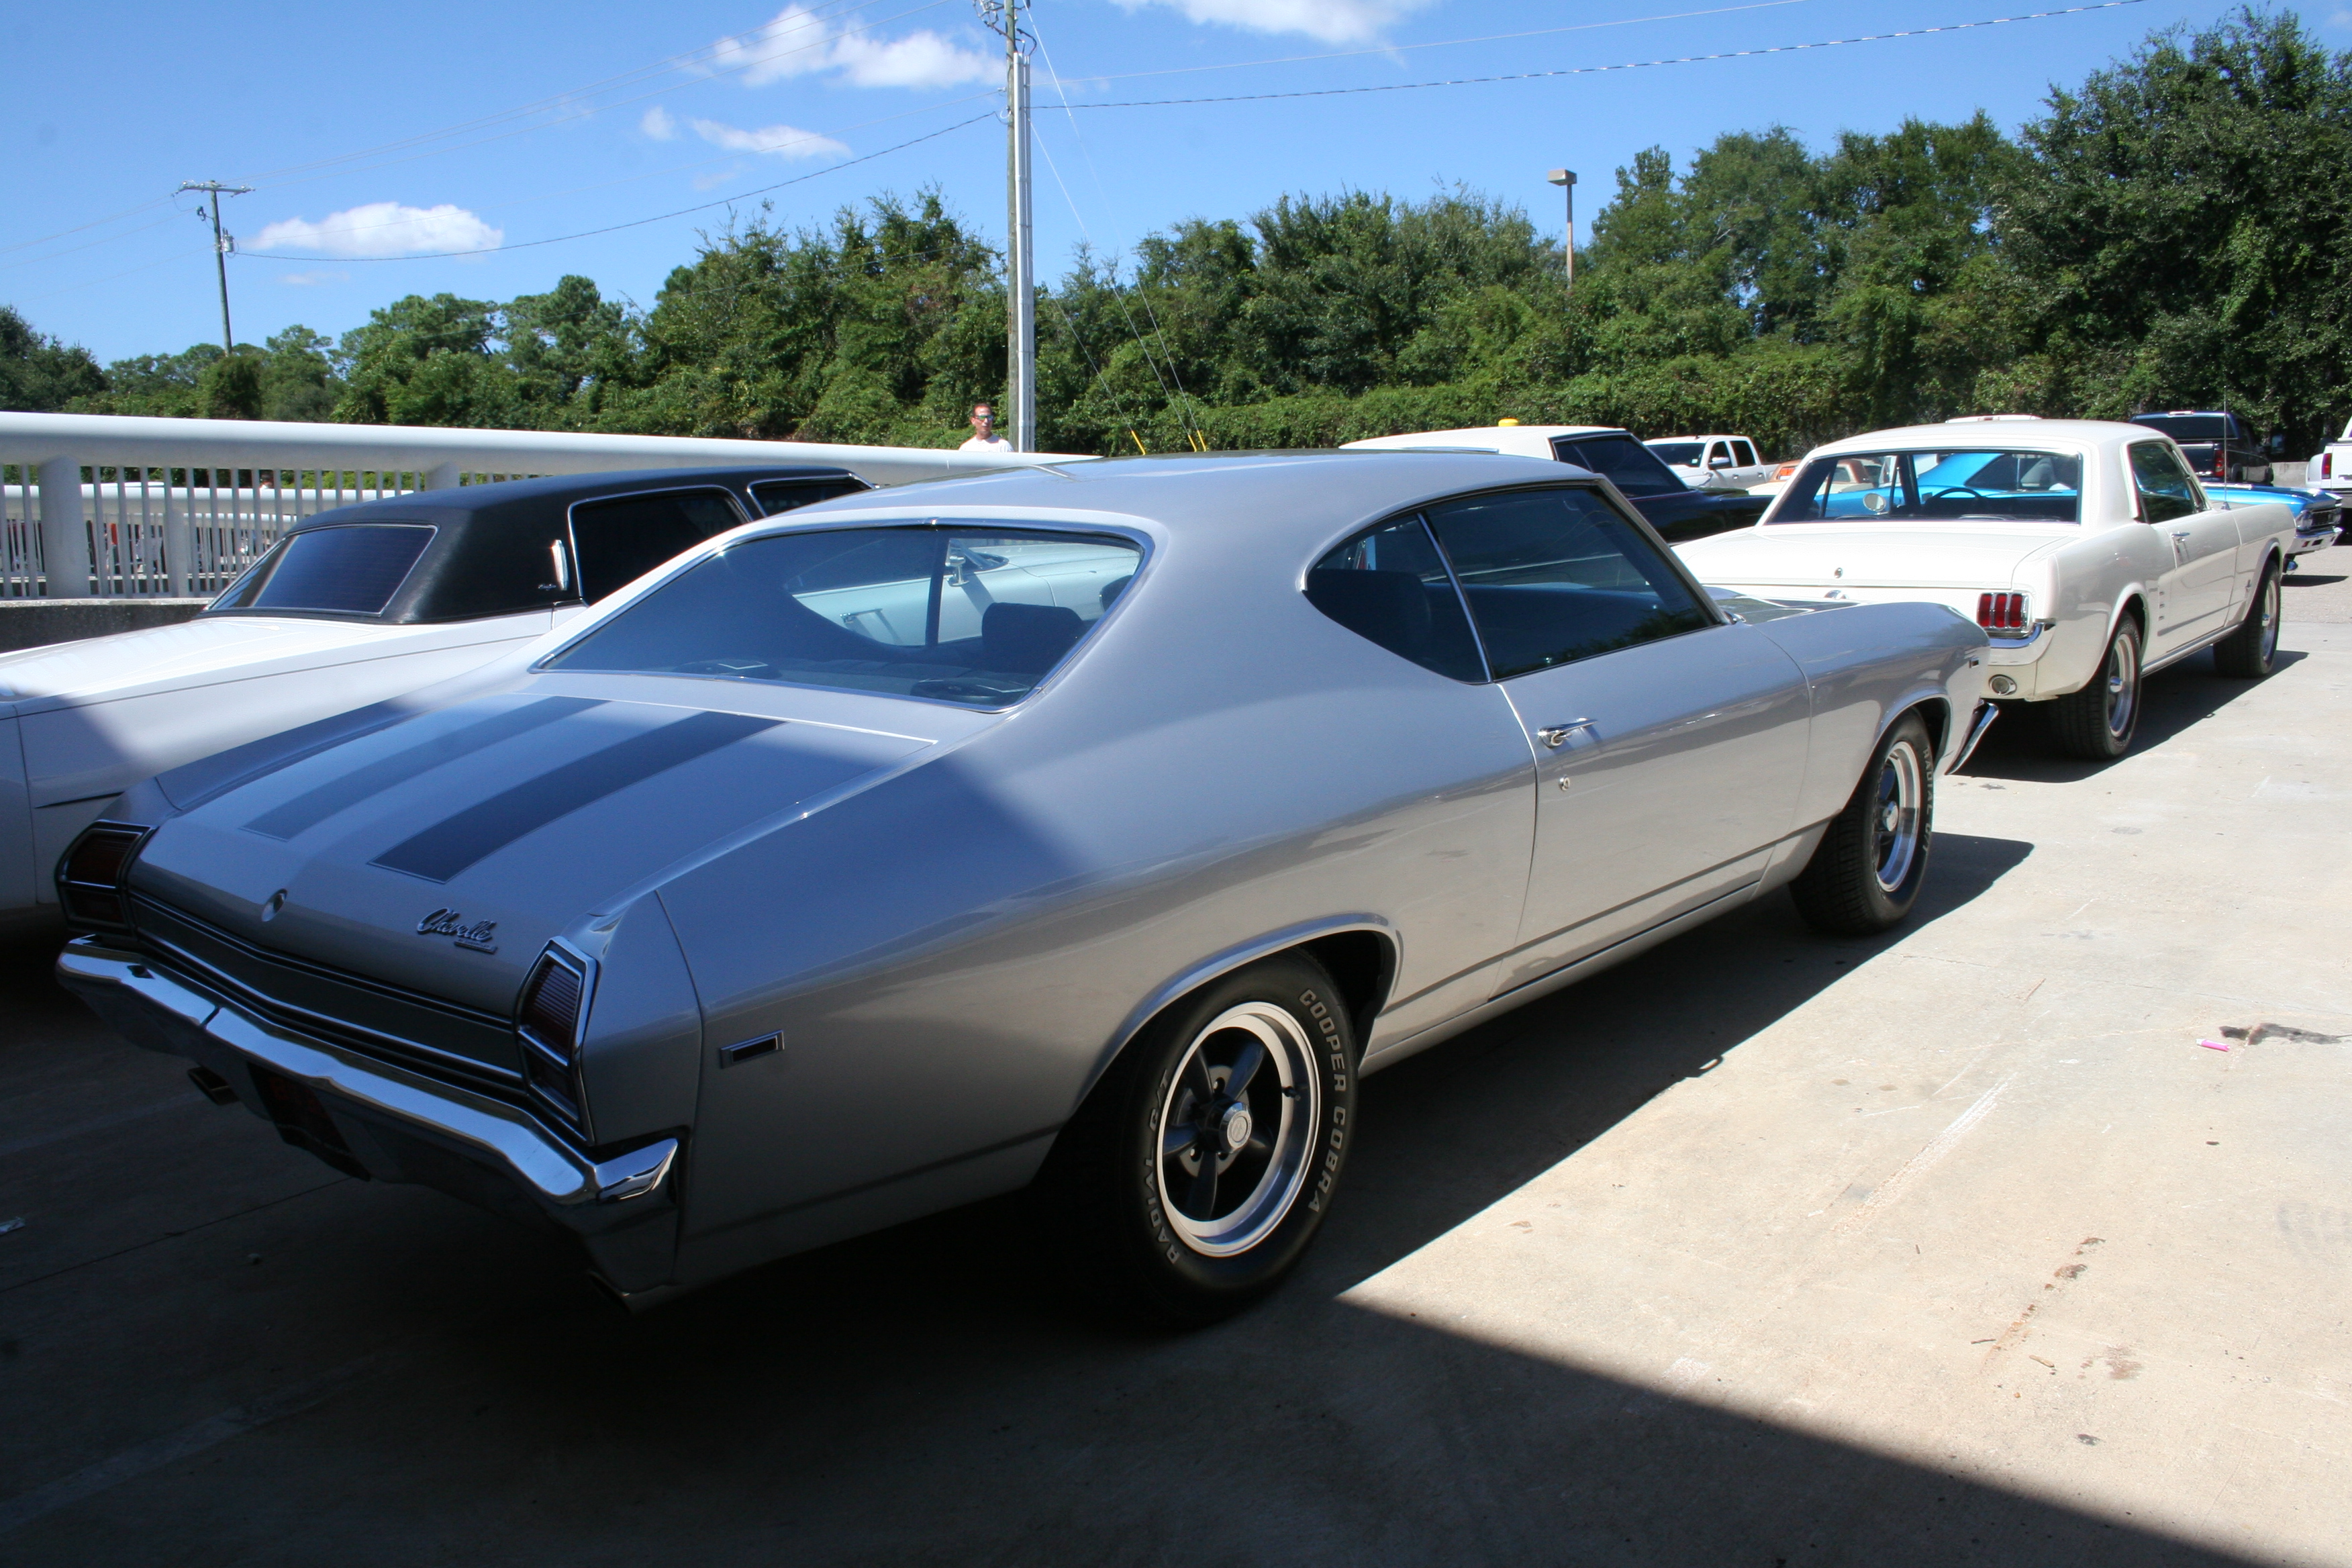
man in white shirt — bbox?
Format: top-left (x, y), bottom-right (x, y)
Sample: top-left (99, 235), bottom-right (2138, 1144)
top-left (960, 402), bottom-right (1012, 452)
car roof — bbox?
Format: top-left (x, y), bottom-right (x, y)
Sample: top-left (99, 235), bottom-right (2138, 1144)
top-left (284, 463), bottom-right (861, 533)
top-left (1808, 418), bottom-right (2175, 458)
top-left (739, 450), bottom-right (1587, 540)
top-left (1343, 424), bottom-right (1627, 450)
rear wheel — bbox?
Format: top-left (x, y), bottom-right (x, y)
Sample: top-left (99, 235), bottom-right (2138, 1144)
top-left (1035, 955), bottom-right (1355, 1325)
top-left (2212, 559), bottom-right (2280, 679)
top-left (1790, 712), bottom-right (1934, 936)
top-left (2050, 619), bottom-right (2142, 760)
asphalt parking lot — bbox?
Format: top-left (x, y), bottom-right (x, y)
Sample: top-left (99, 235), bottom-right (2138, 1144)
top-left (4, 564), bottom-right (2350, 1566)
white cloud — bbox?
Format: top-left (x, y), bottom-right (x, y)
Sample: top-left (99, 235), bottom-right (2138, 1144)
top-left (277, 269), bottom-right (348, 286)
top-left (710, 5), bottom-right (998, 89)
top-left (641, 105), bottom-right (679, 140)
top-left (251, 202), bottom-right (503, 258)
top-left (689, 116), bottom-right (848, 160)
top-left (1110, 0), bottom-right (1431, 44)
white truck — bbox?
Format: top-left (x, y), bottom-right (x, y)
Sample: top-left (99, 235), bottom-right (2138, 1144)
top-left (1644, 434), bottom-right (1776, 491)
top-left (2304, 415), bottom-right (2352, 497)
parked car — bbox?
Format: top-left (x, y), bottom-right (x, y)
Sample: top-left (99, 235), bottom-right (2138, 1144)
top-left (1342, 424), bottom-right (1769, 540)
top-left (2302, 415), bottom-right (2352, 500)
top-left (2126, 411), bottom-right (2273, 484)
top-left (56, 450), bottom-right (1988, 1323)
top-left (0, 465), bottom-right (869, 934)
top-left (1645, 434), bottom-right (1775, 491)
top-left (1676, 418), bottom-right (2298, 761)
top-left (2203, 481), bottom-right (2343, 558)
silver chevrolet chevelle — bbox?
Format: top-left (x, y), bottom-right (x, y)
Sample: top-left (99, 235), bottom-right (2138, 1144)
top-left (56, 452), bottom-right (1990, 1322)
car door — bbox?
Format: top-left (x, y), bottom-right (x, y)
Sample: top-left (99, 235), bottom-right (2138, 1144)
top-left (1418, 485), bottom-right (1814, 997)
top-left (2128, 440), bottom-right (2240, 651)
top-left (1730, 439), bottom-right (1769, 488)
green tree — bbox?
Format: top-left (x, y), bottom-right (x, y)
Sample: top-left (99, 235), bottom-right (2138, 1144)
top-left (0, 305), bottom-right (106, 411)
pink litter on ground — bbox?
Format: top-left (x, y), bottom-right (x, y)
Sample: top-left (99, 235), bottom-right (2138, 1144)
top-left (2198, 1040), bottom-right (2230, 1052)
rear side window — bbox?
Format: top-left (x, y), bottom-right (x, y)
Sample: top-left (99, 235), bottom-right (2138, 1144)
top-left (569, 488), bottom-right (744, 603)
top-left (1424, 488), bottom-right (1712, 677)
top-left (749, 477), bottom-right (869, 516)
top-left (1549, 434), bottom-right (1684, 497)
top-left (1733, 440), bottom-right (1759, 467)
top-left (1306, 516), bottom-right (1484, 681)
top-left (213, 524), bottom-right (434, 616)
top-left (546, 526), bottom-right (1142, 707)
top-left (2129, 441), bottom-right (2202, 524)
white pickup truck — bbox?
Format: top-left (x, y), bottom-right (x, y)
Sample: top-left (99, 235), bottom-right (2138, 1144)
top-left (1644, 434), bottom-right (1775, 491)
top-left (2305, 415), bottom-right (2352, 497)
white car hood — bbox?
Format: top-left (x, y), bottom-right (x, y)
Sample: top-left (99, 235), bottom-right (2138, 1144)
top-left (0, 615), bottom-right (500, 712)
top-left (1677, 523), bottom-right (2075, 589)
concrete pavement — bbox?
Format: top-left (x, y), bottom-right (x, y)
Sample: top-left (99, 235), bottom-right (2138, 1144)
top-left (1, 562), bottom-right (2349, 1565)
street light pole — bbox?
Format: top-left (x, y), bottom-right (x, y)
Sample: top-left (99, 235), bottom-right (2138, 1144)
top-left (979, 0), bottom-right (1036, 452)
top-left (1546, 169), bottom-right (1577, 297)
top-left (179, 180), bottom-right (254, 353)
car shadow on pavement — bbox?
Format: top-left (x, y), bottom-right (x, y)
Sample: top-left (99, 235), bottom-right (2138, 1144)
top-left (13, 832), bottom-right (2261, 1565)
top-left (1961, 648), bottom-right (2301, 783)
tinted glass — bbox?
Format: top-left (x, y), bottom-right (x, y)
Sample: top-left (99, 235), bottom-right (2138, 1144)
top-left (1305, 516), bottom-right (1484, 681)
top-left (569, 489), bottom-right (744, 603)
top-left (1424, 488), bottom-right (1712, 678)
top-left (1550, 434), bottom-right (1684, 497)
top-left (1647, 442), bottom-right (1703, 467)
top-left (1733, 440), bottom-right (1759, 467)
top-left (2129, 441), bottom-right (2201, 524)
top-left (750, 477), bottom-right (869, 516)
top-left (2129, 414), bottom-right (2232, 442)
top-left (546, 527), bottom-right (1141, 707)
top-left (218, 525), bottom-right (434, 615)
top-left (1775, 450), bottom-right (2081, 524)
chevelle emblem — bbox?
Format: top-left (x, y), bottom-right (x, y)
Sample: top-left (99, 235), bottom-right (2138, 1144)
top-left (417, 908), bottom-right (499, 953)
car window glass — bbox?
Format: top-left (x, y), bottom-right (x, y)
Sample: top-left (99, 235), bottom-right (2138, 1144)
top-left (546, 526), bottom-right (1142, 707)
top-left (1304, 516), bottom-right (1485, 681)
top-left (1550, 434), bottom-right (1683, 496)
top-left (569, 489), bottom-right (744, 603)
top-left (749, 477), bottom-right (868, 516)
top-left (1648, 441), bottom-right (1702, 467)
top-left (1734, 440), bottom-right (1759, 467)
top-left (2129, 415), bottom-right (2230, 442)
top-left (1423, 488), bottom-right (1712, 678)
top-left (2129, 441), bottom-right (2202, 524)
top-left (215, 524), bottom-right (434, 616)
top-left (1775, 450), bottom-right (2081, 523)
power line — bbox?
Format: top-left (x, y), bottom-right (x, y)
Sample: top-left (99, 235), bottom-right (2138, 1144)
top-left (1059, 0), bottom-right (2153, 110)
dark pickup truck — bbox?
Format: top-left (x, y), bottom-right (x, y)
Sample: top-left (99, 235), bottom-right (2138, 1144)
top-left (2126, 411), bottom-right (2275, 484)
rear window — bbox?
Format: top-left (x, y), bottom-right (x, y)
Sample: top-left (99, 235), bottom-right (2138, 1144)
top-left (2129, 414), bottom-right (2234, 442)
top-left (1775, 450), bottom-right (2081, 524)
top-left (211, 524), bottom-right (434, 616)
top-left (1647, 442), bottom-right (1703, 467)
top-left (1550, 434), bottom-right (1683, 497)
top-left (750, 477), bottom-right (869, 516)
top-left (570, 488), bottom-right (744, 603)
top-left (545, 526), bottom-right (1142, 707)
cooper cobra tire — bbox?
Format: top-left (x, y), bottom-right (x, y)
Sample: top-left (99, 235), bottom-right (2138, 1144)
top-left (1789, 712), bottom-right (1934, 937)
top-left (1035, 955), bottom-right (1355, 1326)
top-left (2050, 618), bottom-right (2143, 760)
top-left (2212, 558), bottom-right (2281, 679)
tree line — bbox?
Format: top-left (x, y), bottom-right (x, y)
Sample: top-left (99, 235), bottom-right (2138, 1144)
top-left (5, 8), bottom-right (2347, 458)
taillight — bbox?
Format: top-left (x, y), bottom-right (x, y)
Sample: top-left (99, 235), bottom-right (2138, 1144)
top-left (1976, 592), bottom-right (2028, 632)
top-left (1774, 462), bottom-right (1798, 481)
top-left (517, 946), bottom-right (593, 1136)
top-left (56, 823), bottom-right (150, 929)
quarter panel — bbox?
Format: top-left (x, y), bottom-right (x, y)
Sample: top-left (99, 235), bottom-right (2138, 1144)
top-left (1755, 603), bottom-right (1983, 826)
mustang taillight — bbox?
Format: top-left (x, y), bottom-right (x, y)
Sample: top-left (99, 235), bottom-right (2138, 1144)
top-left (517, 947), bottom-right (593, 1136)
top-left (1977, 592), bottom-right (2029, 633)
top-left (56, 823), bottom-right (150, 929)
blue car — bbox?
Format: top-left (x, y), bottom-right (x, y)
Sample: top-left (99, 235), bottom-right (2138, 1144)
top-left (2204, 482), bottom-right (2343, 559)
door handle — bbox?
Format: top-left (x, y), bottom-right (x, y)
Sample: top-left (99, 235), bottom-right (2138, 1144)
top-left (2170, 530), bottom-right (2193, 542)
top-left (1537, 720), bottom-right (1594, 748)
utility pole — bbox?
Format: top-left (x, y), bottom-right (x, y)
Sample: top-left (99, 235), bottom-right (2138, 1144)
top-left (1546, 170), bottom-right (1577, 297)
top-left (979, 0), bottom-right (1035, 450)
top-left (179, 180), bottom-right (254, 353)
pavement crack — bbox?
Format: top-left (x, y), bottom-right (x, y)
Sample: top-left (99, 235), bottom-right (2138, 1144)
top-left (0, 1177), bottom-right (351, 1297)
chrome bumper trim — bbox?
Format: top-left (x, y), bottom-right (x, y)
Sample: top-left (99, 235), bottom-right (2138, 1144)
top-left (1981, 622), bottom-right (2050, 665)
top-left (1950, 700), bottom-right (2000, 773)
top-left (55, 940), bottom-right (675, 1213)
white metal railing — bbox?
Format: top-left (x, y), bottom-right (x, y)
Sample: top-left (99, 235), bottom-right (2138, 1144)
top-left (0, 413), bottom-right (1082, 599)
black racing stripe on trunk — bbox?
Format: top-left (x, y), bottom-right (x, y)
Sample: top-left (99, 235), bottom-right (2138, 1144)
top-left (370, 710), bottom-right (781, 883)
top-left (244, 697), bottom-right (605, 841)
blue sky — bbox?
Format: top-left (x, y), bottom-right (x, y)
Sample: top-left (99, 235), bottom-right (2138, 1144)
top-left (4, 0), bottom-right (2336, 364)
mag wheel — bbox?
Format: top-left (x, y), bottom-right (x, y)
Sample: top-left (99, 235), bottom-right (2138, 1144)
top-left (1790, 712), bottom-right (1934, 937)
top-left (2051, 620), bottom-right (2141, 760)
top-left (2213, 560), bottom-right (2280, 679)
top-left (1037, 954), bottom-right (1355, 1325)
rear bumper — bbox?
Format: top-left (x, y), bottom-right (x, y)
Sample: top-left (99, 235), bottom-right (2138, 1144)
top-left (56, 937), bottom-right (681, 1292)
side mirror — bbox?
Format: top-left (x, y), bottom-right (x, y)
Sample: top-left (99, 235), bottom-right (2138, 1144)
top-left (1708, 454), bottom-right (1733, 469)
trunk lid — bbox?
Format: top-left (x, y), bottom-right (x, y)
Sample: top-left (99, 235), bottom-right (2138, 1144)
top-left (1677, 523), bottom-right (2071, 591)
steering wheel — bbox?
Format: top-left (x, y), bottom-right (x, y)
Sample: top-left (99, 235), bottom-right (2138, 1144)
top-left (1927, 485), bottom-right (1989, 500)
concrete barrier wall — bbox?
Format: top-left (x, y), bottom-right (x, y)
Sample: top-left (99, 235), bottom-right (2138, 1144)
top-left (0, 597), bottom-right (210, 654)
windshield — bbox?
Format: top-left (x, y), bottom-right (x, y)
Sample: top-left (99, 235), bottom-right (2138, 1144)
top-left (1647, 442), bottom-right (1704, 467)
top-left (2129, 414), bottom-right (2233, 442)
top-left (544, 525), bottom-right (1142, 707)
top-left (1775, 450), bottom-right (2082, 524)
top-left (1550, 434), bottom-right (1684, 497)
top-left (209, 524), bottom-right (434, 616)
